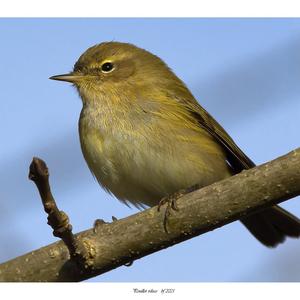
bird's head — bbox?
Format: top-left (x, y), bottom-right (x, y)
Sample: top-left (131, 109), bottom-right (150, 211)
top-left (51, 42), bottom-right (182, 100)
top-left (50, 41), bottom-right (197, 123)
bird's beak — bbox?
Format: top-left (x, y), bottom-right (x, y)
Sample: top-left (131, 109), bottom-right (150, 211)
top-left (49, 72), bottom-right (84, 83)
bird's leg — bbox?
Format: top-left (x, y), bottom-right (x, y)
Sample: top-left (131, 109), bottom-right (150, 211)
top-left (158, 191), bottom-right (181, 233)
top-left (157, 184), bottom-right (201, 233)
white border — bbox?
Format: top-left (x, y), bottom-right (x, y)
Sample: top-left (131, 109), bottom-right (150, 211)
top-left (1, 0), bottom-right (300, 297)
top-left (1, 282), bottom-right (300, 300)
top-left (0, 0), bottom-right (300, 17)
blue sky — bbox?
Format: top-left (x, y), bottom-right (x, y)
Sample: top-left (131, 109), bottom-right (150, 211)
top-left (0, 18), bottom-right (300, 281)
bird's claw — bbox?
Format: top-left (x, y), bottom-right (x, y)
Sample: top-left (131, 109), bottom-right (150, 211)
top-left (93, 218), bottom-right (107, 233)
top-left (124, 261), bottom-right (134, 267)
top-left (158, 191), bottom-right (183, 233)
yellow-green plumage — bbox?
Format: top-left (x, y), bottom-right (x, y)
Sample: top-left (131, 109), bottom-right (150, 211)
top-left (51, 41), bottom-right (300, 247)
top-left (77, 42), bottom-right (232, 207)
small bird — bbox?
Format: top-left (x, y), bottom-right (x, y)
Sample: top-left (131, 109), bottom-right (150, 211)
top-left (50, 41), bottom-right (300, 247)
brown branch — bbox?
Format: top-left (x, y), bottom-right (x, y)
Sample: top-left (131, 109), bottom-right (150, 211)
top-left (28, 157), bottom-right (93, 270)
top-left (0, 148), bottom-right (300, 282)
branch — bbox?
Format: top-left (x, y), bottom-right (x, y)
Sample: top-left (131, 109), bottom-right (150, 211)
top-left (0, 148), bottom-right (300, 282)
top-left (28, 158), bottom-right (93, 269)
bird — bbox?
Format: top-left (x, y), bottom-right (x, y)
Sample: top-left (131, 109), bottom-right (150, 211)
top-left (50, 41), bottom-right (300, 247)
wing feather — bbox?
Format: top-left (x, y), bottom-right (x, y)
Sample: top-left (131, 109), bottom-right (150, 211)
top-left (177, 95), bottom-right (255, 173)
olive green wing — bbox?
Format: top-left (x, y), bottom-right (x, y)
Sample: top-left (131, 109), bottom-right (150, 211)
top-left (181, 97), bottom-right (255, 173)
top-left (178, 96), bottom-right (300, 247)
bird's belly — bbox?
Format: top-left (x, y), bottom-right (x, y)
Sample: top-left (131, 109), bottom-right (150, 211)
top-left (80, 126), bottom-right (232, 208)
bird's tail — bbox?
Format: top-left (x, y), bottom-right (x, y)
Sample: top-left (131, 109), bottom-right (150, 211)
top-left (241, 205), bottom-right (300, 247)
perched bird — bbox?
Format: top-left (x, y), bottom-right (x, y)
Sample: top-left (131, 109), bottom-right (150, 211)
top-left (50, 41), bottom-right (300, 247)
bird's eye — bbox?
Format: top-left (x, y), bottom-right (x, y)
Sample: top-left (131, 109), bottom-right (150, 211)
top-left (101, 62), bottom-right (114, 73)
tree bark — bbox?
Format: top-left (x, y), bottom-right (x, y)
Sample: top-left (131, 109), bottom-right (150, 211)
top-left (0, 148), bottom-right (300, 282)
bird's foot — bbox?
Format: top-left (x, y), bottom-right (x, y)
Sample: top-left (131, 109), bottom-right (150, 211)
top-left (93, 219), bottom-right (107, 233)
top-left (124, 261), bottom-right (134, 267)
top-left (157, 184), bottom-right (200, 233)
top-left (111, 216), bottom-right (133, 266)
top-left (93, 216), bottom-right (118, 234)
top-left (157, 190), bottom-right (183, 233)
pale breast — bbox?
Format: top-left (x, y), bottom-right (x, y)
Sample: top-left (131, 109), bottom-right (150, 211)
top-left (79, 107), bottom-right (232, 208)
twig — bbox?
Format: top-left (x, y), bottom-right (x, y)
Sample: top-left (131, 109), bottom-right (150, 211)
top-left (0, 148), bottom-right (300, 281)
top-left (28, 157), bottom-right (93, 270)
